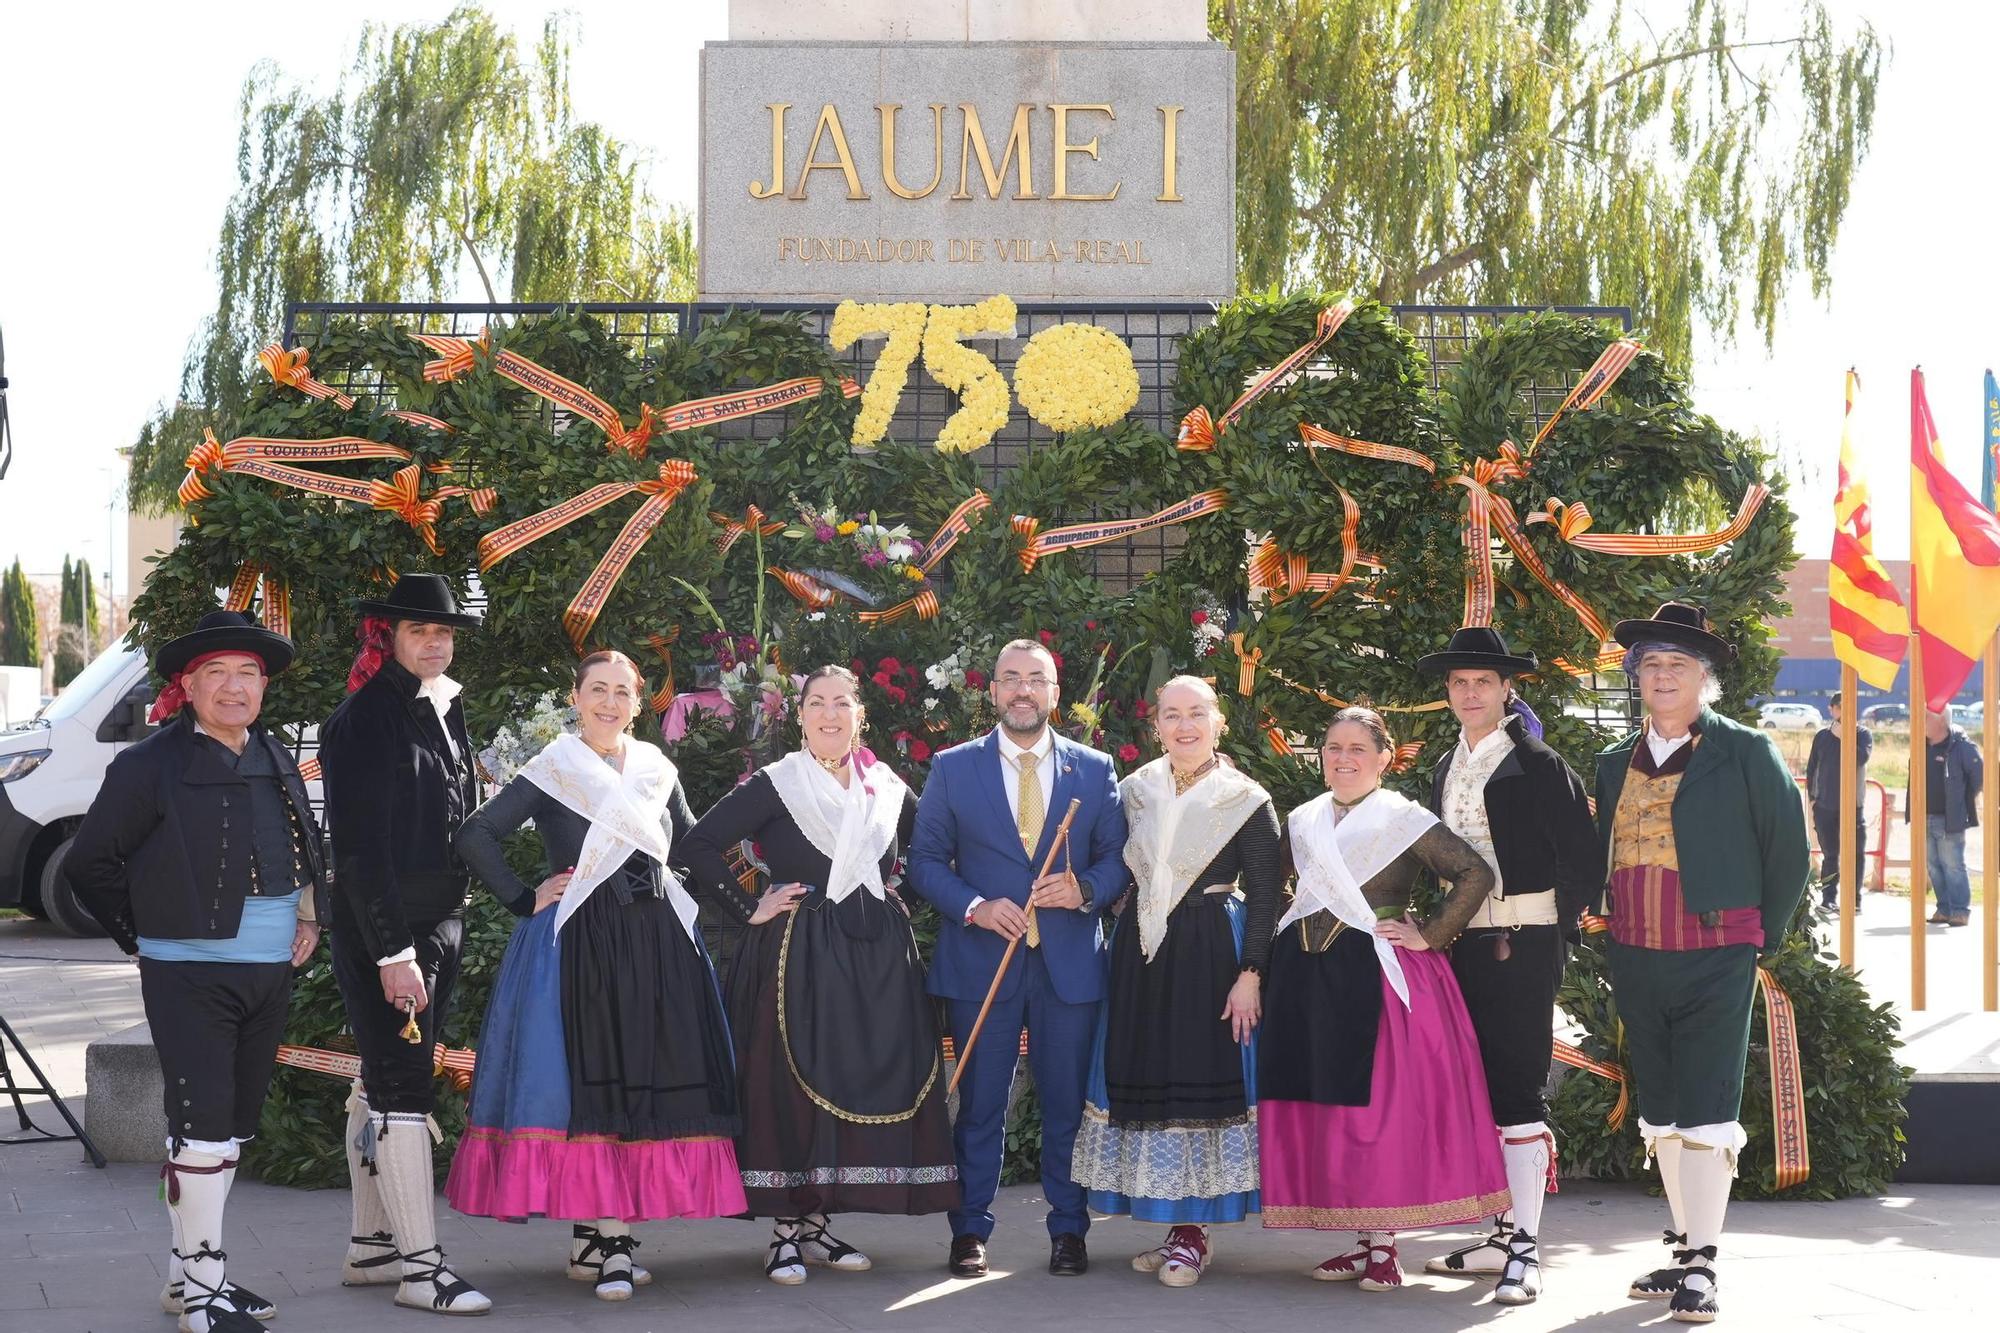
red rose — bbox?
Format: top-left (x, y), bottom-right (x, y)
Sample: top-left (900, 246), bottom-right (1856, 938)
top-left (871, 671), bottom-right (892, 689)
top-left (1191, 609), bottom-right (1209, 625)
top-left (964, 669), bottom-right (987, 688)
top-left (1050, 652), bottom-right (1064, 672)
top-left (903, 664), bottom-right (921, 682)
top-left (1037, 629), bottom-right (1054, 645)
top-left (1085, 620), bottom-right (1098, 630)
top-left (1116, 743), bottom-right (1140, 763)
top-left (850, 658), bottom-right (864, 675)
top-left (1134, 700), bottom-right (1151, 719)
top-left (878, 656), bottom-right (903, 673)
top-left (911, 739), bottom-right (933, 762)
top-left (886, 684), bottom-right (908, 704)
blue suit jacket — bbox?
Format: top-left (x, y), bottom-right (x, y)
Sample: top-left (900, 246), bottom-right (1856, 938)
top-left (909, 730), bottom-right (1128, 1005)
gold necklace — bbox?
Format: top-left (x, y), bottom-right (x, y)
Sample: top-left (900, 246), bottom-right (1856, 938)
top-left (1170, 755), bottom-right (1218, 796)
top-left (584, 735), bottom-right (623, 760)
top-left (812, 749), bottom-right (849, 776)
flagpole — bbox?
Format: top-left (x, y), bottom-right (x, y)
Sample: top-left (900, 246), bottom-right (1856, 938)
top-left (1984, 635), bottom-right (1996, 1011)
top-left (1909, 368), bottom-right (1928, 1012)
top-left (1838, 663), bottom-right (1859, 967)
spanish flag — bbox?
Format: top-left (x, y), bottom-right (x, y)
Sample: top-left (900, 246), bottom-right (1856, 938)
top-left (1829, 372), bottom-right (1907, 690)
top-left (1910, 368), bottom-right (2000, 711)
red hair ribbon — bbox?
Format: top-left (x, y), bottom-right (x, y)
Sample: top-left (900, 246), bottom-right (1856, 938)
top-left (347, 616), bottom-right (395, 693)
top-left (147, 649), bottom-right (269, 724)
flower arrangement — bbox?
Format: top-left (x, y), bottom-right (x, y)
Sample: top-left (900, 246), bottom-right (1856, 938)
top-left (476, 691), bottom-right (575, 786)
top-left (923, 294), bottom-right (1018, 454)
top-left (830, 299), bottom-right (927, 447)
top-left (1012, 322), bottom-right (1142, 432)
top-left (782, 497), bottom-right (931, 603)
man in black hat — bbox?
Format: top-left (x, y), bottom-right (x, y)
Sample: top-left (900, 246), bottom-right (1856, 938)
top-left (68, 610), bottom-right (320, 1333)
top-left (1415, 627), bottom-right (1597, 1307)
top-left (318, 574), bottom-right (490, 1316)
top-left (1594, 602), bottom-right (1807, 1325)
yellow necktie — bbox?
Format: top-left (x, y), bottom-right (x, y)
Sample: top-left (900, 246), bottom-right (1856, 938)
top-left (1016, 752), bottom-right (1044, 947)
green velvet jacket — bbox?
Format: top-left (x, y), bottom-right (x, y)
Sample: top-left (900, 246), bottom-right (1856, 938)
top-left (1593, 705), bottom-right (1811, 950)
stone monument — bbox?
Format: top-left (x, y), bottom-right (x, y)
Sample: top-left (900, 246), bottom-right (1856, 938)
top-left (700, 0), bottom-right (1234, 302)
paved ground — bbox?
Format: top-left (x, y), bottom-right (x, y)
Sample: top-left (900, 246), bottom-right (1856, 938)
top-left (5, 918), bottom-right (2000, 1331)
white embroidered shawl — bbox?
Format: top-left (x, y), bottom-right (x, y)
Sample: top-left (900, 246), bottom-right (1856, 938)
top-left (1280, 788), bottom-right (1439, 1008)
top-left (764, 750), bottom-right (908, 904)
top-left (517, 733), bottom-right (698, 940)
top-left (1122, 757), bottom-right (1268, 962)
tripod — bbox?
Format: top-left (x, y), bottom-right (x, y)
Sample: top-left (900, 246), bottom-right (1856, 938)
top-left (0, 1009), bottom-right (107, 1166)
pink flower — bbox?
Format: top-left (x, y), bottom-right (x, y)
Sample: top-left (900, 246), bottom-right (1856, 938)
top-left (862, 550), bottom-right (888, 568)
top-left (1085, 620), bottom-right (1098, 631)
top-left (814, 523), bottom-right (837, 542)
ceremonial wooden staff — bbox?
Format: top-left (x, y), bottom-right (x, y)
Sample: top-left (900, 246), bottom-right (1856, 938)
top-left (947, 797), bottom-right (1082, 1095)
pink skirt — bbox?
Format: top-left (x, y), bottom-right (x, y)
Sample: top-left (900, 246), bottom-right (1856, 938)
top-left (1260, 946), bottom-right (1510, 1232)
top-left (445, 1127), bottom-right (747, 1224)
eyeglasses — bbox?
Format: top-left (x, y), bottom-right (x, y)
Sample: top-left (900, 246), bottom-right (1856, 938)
top-left (995, 673), bottom-right (1054, 691)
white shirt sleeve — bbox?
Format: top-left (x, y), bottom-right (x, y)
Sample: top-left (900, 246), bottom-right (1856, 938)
top-left (375, 947), bottom-right (418, 967)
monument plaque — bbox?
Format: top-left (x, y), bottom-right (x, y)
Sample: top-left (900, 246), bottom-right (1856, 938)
top-left (698, 40), bottom-right (1234, 302)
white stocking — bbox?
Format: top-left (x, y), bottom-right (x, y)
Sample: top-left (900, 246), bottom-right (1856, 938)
top-left (1499, 1122), bottom-right (1553, 1238)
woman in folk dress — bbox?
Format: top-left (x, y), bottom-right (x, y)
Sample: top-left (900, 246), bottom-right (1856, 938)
top-left (1073, 676), bottom-right (1282, 1287)
top-left (681, 664), bottom-right (957, 1285)
top-left (1259, 707), bottom-right (1510, 1292)
top-left (446, 650), bottom-right (746, 1302)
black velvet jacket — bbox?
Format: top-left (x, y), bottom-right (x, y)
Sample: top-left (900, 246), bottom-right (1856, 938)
top-left (66, 714), bottom-right (324, 954)
top-left (454, 771), bottom-right (701, 917)
top-left (1427, 715), bottom-right (1600, 931)
top-left (318, 658), bottom-right (478, 959)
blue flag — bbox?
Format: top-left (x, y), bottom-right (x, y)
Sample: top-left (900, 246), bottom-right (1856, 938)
top-left (1986, 369), bottom-right (1999, 512)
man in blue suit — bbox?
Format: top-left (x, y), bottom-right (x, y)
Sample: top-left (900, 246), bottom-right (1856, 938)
top-left (910, 637), bottom-right (1128, 1279)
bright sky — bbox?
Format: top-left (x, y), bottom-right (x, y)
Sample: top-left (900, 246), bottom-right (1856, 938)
top-left (0, 0), bottom-right (1989, 601)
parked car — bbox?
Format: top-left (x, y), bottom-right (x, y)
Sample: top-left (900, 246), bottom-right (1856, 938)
top-left (1759, 702), bottom-right (1822, 730)
top-left (1861, 703), bottom-right (1909, 726)
top-left (1951, 701), bottom-right (1985, 730)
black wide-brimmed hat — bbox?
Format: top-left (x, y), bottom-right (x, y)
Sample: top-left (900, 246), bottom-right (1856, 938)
top-left (1612, 600), bottom-right (1737, 663)
top-left (356, 574), bottom-right (482, 629)
top-left (156, 609), bottom-right (296, 678)
top-left (1415, 626), bottom-right (1538, 678)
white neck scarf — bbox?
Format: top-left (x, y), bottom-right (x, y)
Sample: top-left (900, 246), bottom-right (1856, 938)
top-left (764, 750), bottom-right (908, 904)
top-left (1122, 757), bottom-right (1268, 962)
top-left (1281, 788), bottom-right (1438, 1008)
top-left (517, 733), bottom-right (697, 940)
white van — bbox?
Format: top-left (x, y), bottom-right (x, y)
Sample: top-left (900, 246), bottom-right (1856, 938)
top-left (0, 639), bottom-right (152, 936)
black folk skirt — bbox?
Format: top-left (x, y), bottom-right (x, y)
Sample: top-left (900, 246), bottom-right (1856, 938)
top-left (725, 888), bottom-right (958, 1217)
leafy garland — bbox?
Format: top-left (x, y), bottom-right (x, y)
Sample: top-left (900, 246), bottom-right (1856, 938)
top-left (130, 294), bottom-right (1902, 1196)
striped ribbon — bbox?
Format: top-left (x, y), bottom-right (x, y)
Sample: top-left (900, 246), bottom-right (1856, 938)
top-left (709, 504), bottom-right (785, 555)
top-left (766, 567), bottom-right (838, 610)
top-left (409, 330), bottom-right (861, 458)
top-left (647, 629), bottom-right (679, 714)
top-left (1527, 337), bottom-right (1643, 456)
top-left (1757, 966), bottom-right (1811, 1188)
top-left (366, 464), bottom-right (497, 556)
top-left (1524, 484), bottom-right (1771, 554)
top-left (275, 1043), bottom-right (476, 1094)
top-left (257, 343), bottom-right (356, 410)
top-left (223, 564), bottom-right (291, 638)
top-left (179, 432), bottom-right (419, 506)
top-left (559, 461), bottom-right (701, 653)
top-left (1177, 300), bottom-right (1355, 451)
top-left (386, 410), bottom-right (454, 433)
top-left (298, 756), bottom-right (322, 783)
top-left (1248, 486), bottom-right (1362, 606)
top-left (1297, 422), bottom-right (1438, 473)
top-left (1551, 1038), bottom-right (1632, 1129)
top-left (857, 588), bottom-right (941, 626)
top-left (918, 491), bottom-right (993, 572)
top-left (1013, 488), bottom-right (1230, 573)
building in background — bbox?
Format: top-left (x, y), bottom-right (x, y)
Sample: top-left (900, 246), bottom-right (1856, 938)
top-left (1762, 557), bottom-right (1979, 716)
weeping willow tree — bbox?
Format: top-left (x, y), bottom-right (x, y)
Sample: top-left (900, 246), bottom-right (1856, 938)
top-left (129, 4), bottom-right (697, 513)
top-left (1218, 0), bottom-right (1884, 366)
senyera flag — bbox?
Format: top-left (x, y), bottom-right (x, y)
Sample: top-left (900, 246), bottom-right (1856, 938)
top-left (1910, 368), bottom-right (2000, 711)
top-left (1830, 370), bottom-right (1907, 691)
